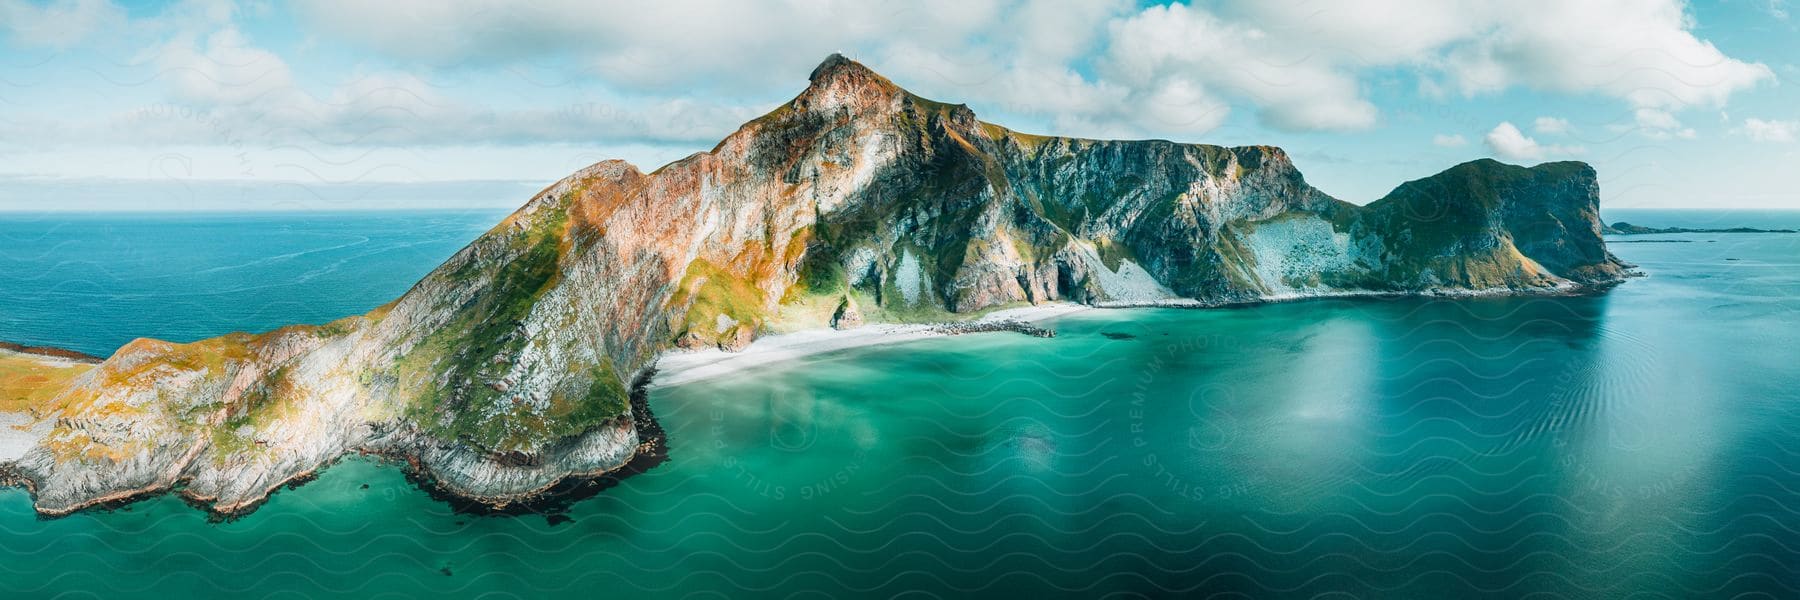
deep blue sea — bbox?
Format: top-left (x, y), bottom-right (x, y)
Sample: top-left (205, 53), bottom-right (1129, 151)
top-left (0, 210), bottom-right (509, 357)
top-left (1, 208), bottom-right (1797, 598)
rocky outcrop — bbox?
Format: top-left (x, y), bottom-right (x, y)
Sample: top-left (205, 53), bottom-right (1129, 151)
top-left (831, 297), bottom-right (864, 330)
top-left (0, 54), bottom-right (1629, 517)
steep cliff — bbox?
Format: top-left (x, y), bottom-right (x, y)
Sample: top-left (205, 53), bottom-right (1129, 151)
top-left (0, 55), bottom-right (1628, 516)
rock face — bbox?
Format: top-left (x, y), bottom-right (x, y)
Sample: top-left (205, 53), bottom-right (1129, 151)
top-left (0, 55), bottom-right (1629, 516)
top-left (831, 297), bottom-right (864, 330)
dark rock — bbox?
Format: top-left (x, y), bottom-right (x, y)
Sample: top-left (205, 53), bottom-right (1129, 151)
top-left (831, 297), bottom-right (864, 330)
top-left (674, 331), bottom-right (708, 350)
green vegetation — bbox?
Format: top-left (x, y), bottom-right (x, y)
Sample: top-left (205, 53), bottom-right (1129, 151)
top-left (1094, 237), bottom-right (1139, 272)
top-left (312, 316), bottom-right (358, 338)
top-left (389, 199), bottom-right (627, 452)
top-left (208, 364), bottom-right (304, 460)
top-left (670, 226), bottom-right (811, 346)
top-left (1363, 160), bottom-right (1514, 275)
top-left (477, 361), bottom-right (630, 452)
top-left (979, 122), bottom-right (1054, 153)
top-left (1348, 159), bottom-right (1598, 289)
top-left (0, 352), bottom-right (91, 413)
top-left (1211, 223), bottom-right (1265, 293)
top-left (672, 258), bottom-right (770, 338)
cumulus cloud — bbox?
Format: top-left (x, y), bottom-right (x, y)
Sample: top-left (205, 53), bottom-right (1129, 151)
top-left (279, 0), bottom-right (1770, 140)
top-left (2, 19), bottom-right (761, 156)
top-left (154, 27), bottom-right (298, 106)
top-left (1100, 3), bottom-right (1377, 132)
top-left (5, 0), bottom-right (1778, 152)
top-left (266, 0), bottom-right (1151, 141)
top-left (0, 0), bottom-right (125, 47)
top-left (1432, 134), bottom-right (1468, 147)
top-left (1484, 122), bottom-right (1584, 161)
top-left (285, 0), bottom-right (1050, 92)
top-left (1740, 118), bottom-right (1799, 143)
top-left (1425, 2), bottom-right (1770, 110)
top-left (1533, 117), bottom-right (1571, 135)
top-left (1627, 107), bottom-right (1699, 139)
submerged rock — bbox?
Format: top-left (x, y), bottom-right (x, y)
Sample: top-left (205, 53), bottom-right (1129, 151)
top-left (0, 54), bottom-right (1630, 517)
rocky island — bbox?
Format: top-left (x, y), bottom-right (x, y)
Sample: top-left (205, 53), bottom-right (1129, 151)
top-left (0, 55), bottom-right (1630, 517)
top-left (1604, 221), bottom-right (1796, 235)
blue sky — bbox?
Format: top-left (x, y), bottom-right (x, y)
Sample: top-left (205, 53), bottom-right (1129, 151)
top-left (1, 0), bottom-right (1796, 210)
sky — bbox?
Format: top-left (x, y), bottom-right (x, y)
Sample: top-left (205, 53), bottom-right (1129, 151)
top-left (1, 0), bottom-right (1796, 211)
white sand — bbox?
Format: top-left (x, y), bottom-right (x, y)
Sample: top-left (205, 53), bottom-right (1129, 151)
top-left (0, 347), bottom-right (93, 368)
top-left (0, 348), bottom-right (82, 464)
top-left (0, 412), bottom-right (43, 463)
top-left (649, 303), bottom-right (1089, 389)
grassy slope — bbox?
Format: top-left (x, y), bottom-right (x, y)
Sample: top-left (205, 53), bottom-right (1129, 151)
top-left (0, 352), bottom-right (92, 414)
top-left (391, 194), bottom-right (630, 453)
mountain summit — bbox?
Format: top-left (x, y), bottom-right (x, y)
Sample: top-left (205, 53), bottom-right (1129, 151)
top-left (0, 55), bottom-right (1629, 516)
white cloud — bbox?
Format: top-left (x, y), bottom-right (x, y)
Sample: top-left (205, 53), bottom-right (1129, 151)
top-left (153, 27), bottom-right (298, 106)
top-left (34, 22), bottom-right (761, 151)
top-left (1431, 2), bottom-right (1770, 111)
top-left (0, 0), bottom-right (125, 48)
top-left (1484, 122), bottom-right (1584, 161)
top-left (1634, 108), bottom-right (1681, 130)
top-left (1092, 0), bottom-right (1770, 134)
top-left (1100, 4), bottom-right (1377, 132)
top-left (1628, 107), bottom-right (1699, 140)
top-left (1432, 134), bottom-right (1468, 147)
top-left (1533, 117), bottom-right (1571, 135)
top-left (286, 0), bottom-right (1044, 92)
top-left (1740, 118), bottom-right (1799, 143)
top-left (280, 0), bottom-right (1770, 140)
top-left (2, 0), bottom-right (1778, 162)
top-left (1485, 123), bottom-right (1541, 160)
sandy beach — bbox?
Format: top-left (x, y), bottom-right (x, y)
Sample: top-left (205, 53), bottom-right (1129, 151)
top-left (648, 302), bottom-right (1089, 389)
top-left (0, 347), bottom-right (92, 463)
top-left (0, 412), bottom-right (42, 463)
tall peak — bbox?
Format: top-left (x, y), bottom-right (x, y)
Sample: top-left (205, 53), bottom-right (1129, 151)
top-left (809, 53), bottom-right (866, 83)
top-left (804, 53), bottom-right (902, 98)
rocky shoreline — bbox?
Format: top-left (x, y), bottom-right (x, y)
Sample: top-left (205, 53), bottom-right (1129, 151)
top-left (400, 367), bottom-right (670, 516)
top-left (931, 319), bottom-right (1056, 338)
top-left (1094, 277), bottom-right (1632, 310)
top-left (0, 366), bottom-right (668, 520)
top-left (0, 341), bottom-right (102, 363)
top-left (0, 278), bottom-right (1635, 517)
top-left (2, 306), bottom-right (1073, 518)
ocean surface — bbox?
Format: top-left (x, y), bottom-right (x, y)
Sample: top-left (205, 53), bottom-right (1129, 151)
top-left (0, 210), bottom-right (510, 357)
top-left (1, 209), bottom-right (1797, 598)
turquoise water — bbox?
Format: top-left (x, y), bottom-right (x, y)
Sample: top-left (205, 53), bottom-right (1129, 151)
top-left (1, 211), bottom-right (1797, 597)
top-left (0, 210), bottom-right (507, 357)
